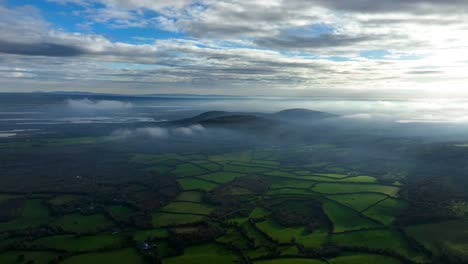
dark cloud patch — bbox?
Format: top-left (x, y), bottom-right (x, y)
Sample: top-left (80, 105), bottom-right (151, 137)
top-left (255, 33), bottom-right (376, 50)
top-left (305, 0), bottom-right (468, 14)
top-left (0, 40), bottom-right (85, 57)
top-left (406, 70), bottom-right (443, 75)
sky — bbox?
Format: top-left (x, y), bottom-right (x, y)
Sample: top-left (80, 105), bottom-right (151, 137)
top-left (0, 0), bottom-right (468, 97)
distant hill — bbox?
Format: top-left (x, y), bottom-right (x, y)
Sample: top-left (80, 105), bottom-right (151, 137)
top-left (169, 111), bottom-right (232, 126)
top-left (272, 108), bottom-right (338, 120)
top-left (199, 114), bottom-right (278, 128)
top-left (165, 108), bottom-right (338, 132)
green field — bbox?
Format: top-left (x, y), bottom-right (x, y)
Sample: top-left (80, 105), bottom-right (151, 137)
top-left (327, 253), bottom-right (402, 264)
top-left (194, 161), bottom-right (222, 171)
top-left (198, 171), bottom-right (244, 183)
top-left (327, 193), bottom-right (388, 211)
top-left (177, 178), bottom-right (218, 191)
top-left (266, 188), bottom-right (316, 196)
top-left (0, 250), bottom-right (58, 264)
top-left (152, 212), bottom-right (205, 227)
top-left (62, 248), bottom-right (145, 264)
top-left (250, 207), bottom-right (270, 219)
top-left (406, 219), bottom-right (468, 259)
top-left (223, 164), bottom-right (270, 174)
top-left (172, 164), bottom-right (209, 177)
top-left (0, 199), bottom-right (51, 232)
top-left (0, 194), bottom-right (21, 203)
top-left (362, 198), bottom-right (408, 225)
top-left (216, 228), bottom-right (250, 249)
top-left (242, 221), bottom-right (274, 248)
top-left (175, 191), bottom-right (204, 202)
top-left (133, 228), bottom-right (169, 242)
top-left (323, 201), bottom-right (380, 232)
top-left (313, 183), bottom-right (399, 197)
top-left (52, 213), bottom-right (112, 233)
top-left (162, 244), bottom-right (239, 264)
top-left (0, 146), bottom-right (444, 263)
top-left (331, 229), bottom-right (426, 262)
top-left (30, 234), bottom-right (124, 251)
top-left (269, 178), bottom-right (316, 189)
top-left (314, 173), bottom-right (348, 178)
top-left (109, 205), bottom-right (134, 218)
top-left (256, 219), bottom-right (328, 248)
top-left (255, 258), bottom-right (325, 264)
top-left (161, 201), bottom-right (214, 215)
top-left (48, 195), bottom-right (82, 206)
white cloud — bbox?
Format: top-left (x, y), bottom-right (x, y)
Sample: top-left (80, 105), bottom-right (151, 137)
top-left (173, 124), bottom-right (205, 135)
top-left (112, 124), bottom-right (205, 139)
top-left (66, 99), bottom-right (133, 110)
top-left (1, 1), bottom-right (468, 98)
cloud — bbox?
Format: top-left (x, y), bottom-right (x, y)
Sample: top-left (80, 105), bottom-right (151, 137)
top-left (255, 33), bottom-right (378, 50)
top-left (0, 40), bottom-right (85, 57)
top-left (174, 124), bottom-right (205, 135)
top-left (112, 124), bottom-right (205, 139)
top-left (66, 99), bottom-right (133, 110)
top-left (1, 1), bottom-right (468, 97)
top-left (112, 127), bottom-right (168, 139)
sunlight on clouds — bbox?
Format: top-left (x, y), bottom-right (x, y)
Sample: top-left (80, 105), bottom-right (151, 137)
top-left (1, 1), bottom-right (468, 97)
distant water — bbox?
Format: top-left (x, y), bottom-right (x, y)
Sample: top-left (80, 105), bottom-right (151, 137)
top-left (1, 93), bottom-right (468, 138)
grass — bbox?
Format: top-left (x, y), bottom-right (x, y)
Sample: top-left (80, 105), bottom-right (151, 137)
top-left (314, 173), bottom-right (348, 178)
top-left (0, 194), bottom-right (20, 203)
top-left (175, 191), bottom-right (204, 202)
top-left (177, 178), bottom-right (218, 191)
top-left (30, 234), bottom-right (124, 251)
top-left (254, 258), bottom-right (325, 264)
top-left (0, 199), bottom-right (51, 232)
top-left (162, 243), bottom-right (239, 264)
top-left (250, 207), bottom-right (270, 219)
top-left (406, 219), bottom-right (468, 258)
top-left (331, 229), bottom-right (426, 262)
top-left (323, 201), bottom-right (380, 233)
top-left (266, 188), bottom-right (316, 196)
top-left (338, 176), bottom-right (377, 183)
top-left (278, 245), bottom-right (300, 256)
top-left (172, 164), bottom-right (209, 177)
top-left (194, 161), bottom-right (222, 171)
top-left (216, 228), bottom-right (250, 249)
top-left (327, 253), bottom-right (402, 264)
top-left (252, 160), bottom-right (280, 167)
top-left (48, 195), bottom-right (82, 206)
top-left (109, 205), bottom-right (134, 218)
top-left (0, 250), bottom-right (58, 264)
top-left (269, 178), bottom-right (316, 189)
top-left (313, 183), bottom-right (399, 197)
top-left (264, 171), bottom-right (298, 178)
top-left (133, 228), bottom-right (168, 242)
top-left (242, 221), bottom-right (274, 248)
top-left (327, 193), bottom-right (388, 212)
top-left (228, 215), bottom-right (249, 225)
top-left (161, 201), bottom-right (214, 215)
top-left (363, 198), bottom-right (408, 225)
top-left (256, 219), bottom-right (328, 249)
top-left (223, 164), bottom-right (270, 174)
top-left (245, 246), bottom-right (272, 259)
top-left (152, 212), bottom-right (205, 227)
top-left (62, 248), bottom-right (145, 264)
top-left (52, 213), bottom-right (112, 233)
top-left (198, 171), bottom-right (244, 183)
top-left (211, 151), bottom-right (252, 162)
